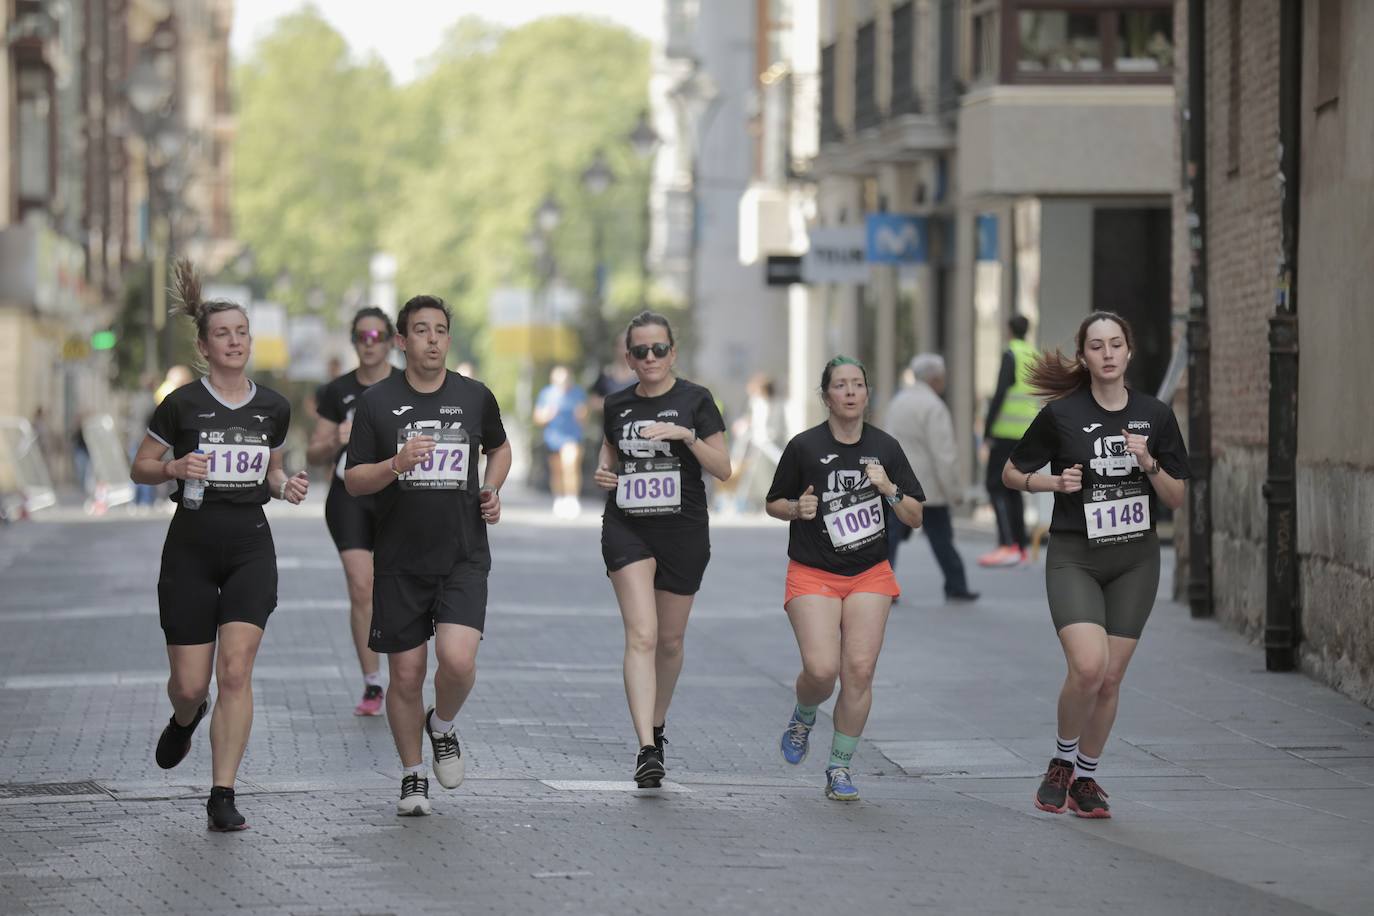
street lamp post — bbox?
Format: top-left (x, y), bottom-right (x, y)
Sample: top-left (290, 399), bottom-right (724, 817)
top-left (668, 62), bottom-right (721, 376)
top-left (580, 149), bottom-right (615, 369)
top-left (125, 41), bottom-right (177, 375)
top-left (519, 193), bottom-right (562, 419)
top-left (627, 110), bottom-right (660, 310)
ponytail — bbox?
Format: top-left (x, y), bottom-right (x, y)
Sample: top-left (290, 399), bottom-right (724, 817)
top-left (170, 258), bottom-right (249, 343)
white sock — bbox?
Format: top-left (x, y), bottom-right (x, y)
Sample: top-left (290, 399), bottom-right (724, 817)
top-left (1055, 735), bottom-right (1079, 763)
top-left (1075, 751), bottom-right (1100, 781)
top-left (428, 710), bottom-right (456, 735)
top-left (403, 762), bottom-right (425, 777)
top-left (363, 671), bottom-right (383, 688)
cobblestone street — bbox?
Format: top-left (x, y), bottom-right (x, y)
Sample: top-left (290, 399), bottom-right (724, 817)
top-left (2, 497), bottom-right (1372, 915)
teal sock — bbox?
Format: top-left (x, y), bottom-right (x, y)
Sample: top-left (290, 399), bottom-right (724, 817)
top-left (794, 702), bottom-right (818, 726)
top-left (828, 731), bottom-right (859, 770)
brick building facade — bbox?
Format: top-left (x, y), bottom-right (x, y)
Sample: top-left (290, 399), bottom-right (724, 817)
top-left (1180, 0), bottom-right (1374, 704)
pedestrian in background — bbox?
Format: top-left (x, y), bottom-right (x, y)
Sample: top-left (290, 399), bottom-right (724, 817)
top-left (728, 372), bottom-right (787, 512)
top-left (980, 314), bottom-right (1038, 567)
top-left (534, 364), bottom-right (589, 519)
top-left (883, 354), bottom-right (978, 602)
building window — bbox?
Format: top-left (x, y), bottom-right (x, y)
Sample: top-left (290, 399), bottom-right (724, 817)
top-left (1018, 11), bottom-right (1101, 72)
top-left (969, 1), bottom-right (999, 85)
top-left (1003, 2), bottom-right (1173, 84)
top-left (820, 41), bottom-right (842, 143)
top-left (666, 0), bottom-right (700, 60)
top-left (891, 1), bottom-right (919, 114)
top-left (1315, 0), bottom-right (1341, 111)
top-left (855, 20), bottom-right (880, 128)
top-left (17, 65), bottom-right (53, 208)
top-left (1116, 10), bottom-right (1173, 72)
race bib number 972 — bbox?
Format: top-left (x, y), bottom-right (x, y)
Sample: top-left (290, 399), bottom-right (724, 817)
top-left (199, 429), bottom-right (269, 489)
top-left (398, 429), bottom-right (470, 490)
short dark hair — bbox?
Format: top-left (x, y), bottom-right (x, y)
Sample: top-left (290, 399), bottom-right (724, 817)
top-left (397, 295), bottom-right (451, 335)
top-left (1008, 314), bottom-right (1030, 338)
top-left (624, 310), bottom-right (674, 350)
top-left (351, 306), bottom-right (395, 338)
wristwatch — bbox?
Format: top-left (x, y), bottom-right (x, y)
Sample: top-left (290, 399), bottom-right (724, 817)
top-left (884, 487), bottom-right (904, 507)
top-left (1146, 458), bottom-right (1162, 476)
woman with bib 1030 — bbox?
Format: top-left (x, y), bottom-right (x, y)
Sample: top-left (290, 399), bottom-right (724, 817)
top-left (593, 311), bottom-right (731, 788)
top-left (765, 357), bottom-right (925, 802)
top-left (130, 260), bottom-right (310, 832)
top-left (1001, 311), bottom-right (1187, 819)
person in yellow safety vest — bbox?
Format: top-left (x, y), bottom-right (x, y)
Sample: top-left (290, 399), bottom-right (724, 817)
top-left (980, 315), bottom-right (1038, 567)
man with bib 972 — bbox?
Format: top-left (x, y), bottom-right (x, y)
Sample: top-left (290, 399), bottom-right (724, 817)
top-left (345, 295), bottom-right (511, 817)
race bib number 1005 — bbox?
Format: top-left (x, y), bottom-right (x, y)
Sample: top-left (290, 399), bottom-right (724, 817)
top-left (823, 488), bottom-right (885, 553)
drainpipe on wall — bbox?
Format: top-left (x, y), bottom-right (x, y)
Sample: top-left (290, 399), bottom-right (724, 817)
top-left (1184, 0), bottom-right (1213, 618)
top-left (1263, 0), bottom-right (1302, 672)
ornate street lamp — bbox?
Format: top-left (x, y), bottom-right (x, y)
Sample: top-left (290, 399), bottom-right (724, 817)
top-left (581, 149), bottom-right (616, 197)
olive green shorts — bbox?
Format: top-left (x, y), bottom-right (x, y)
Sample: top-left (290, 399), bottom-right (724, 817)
top-left (1044, 530), bottom-right (1161, 639)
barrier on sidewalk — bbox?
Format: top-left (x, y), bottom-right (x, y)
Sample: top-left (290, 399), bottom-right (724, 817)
top-left (0, 417), bottom-right (57, 520)
top-left (80, 414), bottom-right (134, 514)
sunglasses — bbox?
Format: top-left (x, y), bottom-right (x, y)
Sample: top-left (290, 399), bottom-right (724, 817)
top-left (629, 342), bottom-right (672, 360)
top-left (354, 329), bottom-right (388, 345)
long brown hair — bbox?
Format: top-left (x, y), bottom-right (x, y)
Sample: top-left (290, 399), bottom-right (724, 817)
top-left (1026, 310), bottom-right (1136, 400)
top-left (171, 258), bottom-right (249, 342)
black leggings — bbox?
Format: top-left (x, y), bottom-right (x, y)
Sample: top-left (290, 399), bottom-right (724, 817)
top-left (986, 438), bottom-right (1027, 549)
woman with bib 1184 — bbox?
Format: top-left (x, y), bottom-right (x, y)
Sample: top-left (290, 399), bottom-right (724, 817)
top-left (130, 261), bottom-right (310, 831)
top-left (1001, 311), bottom-right (1187, 819)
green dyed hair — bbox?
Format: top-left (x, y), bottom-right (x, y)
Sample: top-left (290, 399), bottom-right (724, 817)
top-left (820, 355), bottom-right (868, 393)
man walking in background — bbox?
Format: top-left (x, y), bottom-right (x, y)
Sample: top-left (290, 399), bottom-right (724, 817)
top-left (980, 316), bottom-right (1037, 567)
top-left (884, 354), bottom-right (978, 602)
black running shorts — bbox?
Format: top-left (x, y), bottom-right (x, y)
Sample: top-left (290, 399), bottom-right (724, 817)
top-left (324, 482), bottom-right (376, 552)
top-left (1044, 530), bottom-right (1161, 639)
top-left (369, 562), bottom-right (488, 653)
top-left (157, 503), bottom-right (278, 645)
top-left (601, 511), bottom-right (710, 596)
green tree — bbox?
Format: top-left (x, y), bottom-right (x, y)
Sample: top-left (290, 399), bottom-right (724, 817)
top-left (232, 4), bottom-right (398, 314)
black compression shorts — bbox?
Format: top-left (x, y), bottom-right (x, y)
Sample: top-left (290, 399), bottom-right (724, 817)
top-left (369, 562), bottom-right (488, 653)
top-left (325, 482), bottom-right (376, 552)
top-left (601, 512), bottom-right (710, 596)
top-left (1044, 530), bottom-right (1161, 639)
top-left (157, 503), bottom-right (278, 645)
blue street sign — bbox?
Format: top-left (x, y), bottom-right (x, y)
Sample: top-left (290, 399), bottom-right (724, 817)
top-left (865, 213), bottom-right (927, 264)
top-left (976, 213), bottom-right (999, 262)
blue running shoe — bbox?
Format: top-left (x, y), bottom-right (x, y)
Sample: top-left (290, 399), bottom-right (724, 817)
top-left (780, 710), bottom-right (813, 765)
top-left (825, 767), bottom-right (860, 802)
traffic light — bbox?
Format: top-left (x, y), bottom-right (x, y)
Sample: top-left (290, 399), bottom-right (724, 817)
top-left (90, 330), bottom-right (117, 351)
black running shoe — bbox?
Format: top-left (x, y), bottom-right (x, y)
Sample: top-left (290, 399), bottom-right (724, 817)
top-left (634, 745), bottom-right (665, 788)
top-left (1068, 777), bottom-right (1111, 819)
top-left (206, 786), bottom-right (247, 832)
top-left (1034, 757), bottom-right (1075, 813)
top-left (653, 724), bottom-right (668, 764)
top-left (156, 700), bottom-right (208, 770)
top-left (396, 773), bottom-right (432, 817)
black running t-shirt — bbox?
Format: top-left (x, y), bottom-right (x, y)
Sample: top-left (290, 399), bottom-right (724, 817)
top-left (316, 367), bottom-right (403, 490)
top-left (147, 378), bottom-right (291, 506)
top-left (1009, 387), bottom-right (1190, 543)
top-left (601, 378), bottom-right (726, 529)
top-left (347, 370), bottom-right (507, 576)
top-left (767, 422), bottom-right (925, 576)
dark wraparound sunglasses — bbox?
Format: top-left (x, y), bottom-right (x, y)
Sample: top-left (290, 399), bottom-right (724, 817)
top-left (629, 342), bottom-right (671, 360)
top-left (354, 329), bottom-right (388, 345)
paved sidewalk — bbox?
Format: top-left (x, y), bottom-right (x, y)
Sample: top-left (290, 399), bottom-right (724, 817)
top-left (0, 492), bottom-right (1371, 914)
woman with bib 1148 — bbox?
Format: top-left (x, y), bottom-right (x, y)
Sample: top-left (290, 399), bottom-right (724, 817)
top-left (1002, 311), bottom-right (1187, 819)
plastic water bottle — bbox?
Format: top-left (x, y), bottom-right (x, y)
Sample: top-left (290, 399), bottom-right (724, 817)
top-left (181, 450), bottom-right (205, 510)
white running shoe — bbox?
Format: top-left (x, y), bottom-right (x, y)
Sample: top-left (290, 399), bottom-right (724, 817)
top-left (396, 773), bottom-right (431, 816)
top-left (426, 707), bottom-right (465, 789)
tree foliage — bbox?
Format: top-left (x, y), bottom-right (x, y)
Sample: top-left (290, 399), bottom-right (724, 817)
top-left (233, 8), bottom-right (652, 403)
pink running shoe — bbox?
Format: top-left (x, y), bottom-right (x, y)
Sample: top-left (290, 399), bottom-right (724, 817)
top-left (354, 684), bottom-right (384, 716)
